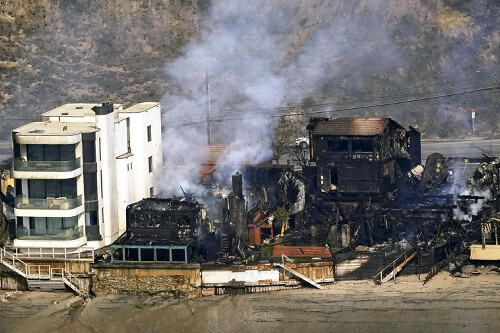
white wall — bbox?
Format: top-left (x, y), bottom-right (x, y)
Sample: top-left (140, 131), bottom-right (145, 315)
top-left (202, 268), bottom-right (280, 284)
top-left (95, 112), bottom-right (119, 245)
top-left (116, 154), bottom-right (134, 235)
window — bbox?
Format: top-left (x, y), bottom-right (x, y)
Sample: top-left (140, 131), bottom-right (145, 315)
top-left (330, 167), bottom-right (339, 190)
top-left (147, 125), bottom-right (152, 142)
top-left (85, 211), bottom-right (98, 226)
top-left (148, 156), bottom-right (153, 173)
top-left (29, 216), bottom-right (77, 232)
top-left (82, 141), bottom-right (96, 163)
top-left (150, 187), bottom-right (154, 197)
top-left (83, 173), bottom-right (98, 201)
top-left (26, 144), bottom-right (75, 161)
top-left (328, 140), bottom-right (349, 152)
top-left (352, 140), bottom-right (374, 153)
top-left (28, 178), bottom-right (77, 198)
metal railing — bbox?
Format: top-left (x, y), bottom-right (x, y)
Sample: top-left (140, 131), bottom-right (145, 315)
top-left (1, 248), bottom-right (87, 296)
top-left (51, 268), bottom-right (86, 295)
top-left (26, 264), bottom-right (51, 279)
top-left (16, 225), bottom-right (84, 240)
top-left (373, 251), bottom-right (415, 284)
top-left (15, 195), bottom-right (82, 210)
top-left (10, 246), bottom-right (94, 260)
top-left (14, 157), bottom-right (81, 172)
top-left (0, 247), bottom-right (28, 277)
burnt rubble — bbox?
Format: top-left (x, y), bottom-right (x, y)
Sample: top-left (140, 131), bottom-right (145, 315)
top-left (108, 117), bottom-right (499, 279)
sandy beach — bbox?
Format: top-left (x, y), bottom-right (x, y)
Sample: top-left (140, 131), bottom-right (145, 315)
top-left (1, 268), bottom-right (499, 333)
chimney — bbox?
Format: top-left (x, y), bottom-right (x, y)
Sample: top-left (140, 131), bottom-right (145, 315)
top-left (232, 172), bottom-right (243, 198)
top-left (92, 102), bottom-right (114, 115)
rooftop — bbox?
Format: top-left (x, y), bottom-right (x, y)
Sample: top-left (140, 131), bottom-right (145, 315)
top-left (13, 121), bottom-right (98, 136)
top-left (309, 117), bottom-right (404, 136)
top-left (41, 103), bottom-right (121, 118)
top-left (120, 102), bottom-right (159, 113)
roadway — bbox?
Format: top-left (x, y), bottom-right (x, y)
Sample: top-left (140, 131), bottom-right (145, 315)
top-left (421, 139), bottom-right (500, 161)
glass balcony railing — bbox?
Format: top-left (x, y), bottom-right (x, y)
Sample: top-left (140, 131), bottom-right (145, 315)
top-left (15, 195), bottom-right (82, 210)
top-left (16, 225), bottom-right (84, 240)
top-left (14, 157), bottom-right (81, 172)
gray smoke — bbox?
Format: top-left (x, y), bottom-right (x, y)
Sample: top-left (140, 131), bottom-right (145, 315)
top-left (158, 0), bottom-right (400, 196)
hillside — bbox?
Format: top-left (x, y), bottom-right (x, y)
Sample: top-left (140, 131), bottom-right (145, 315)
top-left (0, 0), bottom-right (498, 141)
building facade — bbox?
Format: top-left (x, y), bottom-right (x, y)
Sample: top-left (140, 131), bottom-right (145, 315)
top-left (307, 117), bottom-right (420, 198)
top-left (11, 102), bottom-right (163, 249)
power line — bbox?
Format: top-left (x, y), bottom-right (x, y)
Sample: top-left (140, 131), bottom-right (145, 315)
top-left (163, 79), bottom-right (499, 123)
top-left (165, 84), bottom-right (500, 127)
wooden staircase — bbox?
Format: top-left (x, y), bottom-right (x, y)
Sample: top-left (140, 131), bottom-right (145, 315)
top-left (0, 247), bottom-right (88, 296)
top-left (373, 251), bottom-right (417, 284)
top-left (275, 263), bottom-right (324, 289)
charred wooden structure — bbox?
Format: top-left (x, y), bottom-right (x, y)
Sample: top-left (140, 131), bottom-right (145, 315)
top-left (110, 197), bottom-right (216, 263)
top-left (306, 117), bottom-right (420, 198)
top-left (281, 117), bottom-right (496, 265)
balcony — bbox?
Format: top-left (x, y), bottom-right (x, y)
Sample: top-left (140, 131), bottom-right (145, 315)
top-left (14, 157), bottom-right (81, 172)
top-left (15, 195), bottom-right (83, 210)
top-left (16, 225), bottom-right (84, 240)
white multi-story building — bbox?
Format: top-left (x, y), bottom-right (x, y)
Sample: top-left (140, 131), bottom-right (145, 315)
top-left (11, 102), bottom-right (163, 249)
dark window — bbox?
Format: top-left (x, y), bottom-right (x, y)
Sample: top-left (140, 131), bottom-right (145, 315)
top-left (156, 249), bottom-right (170, 262)
top-left (330, 167), bottom-right (339, 188)
top-left (26, 144), bottom-right (75, 161)
top-left (149, 187), bottom-right (154, 197)
top-left (127, 248), bottom-right (139, 261)
top-left (172, 249), bottom-right (186, 262)
top-left (83, 173), bottom-right (98, 201)
top-left (45, 180), bottom-right (60, 198)
top-left (13, 142), bottom-right (20, 159)
top-left (28, 179), bottom-right (45, 198)
top-left (44, 145), bottom-right (59, 161)
top-left (28, 179), bottom-right (77, 199)
top-left (15, 179), bottom-right (22, 196)
top-left (82, 141), bottom-right (96, 163)
top-left (61, 178), bottom-right (77, 197)
top-left (148, 156), bottom-right (153, 173)
top-left (28, 216), bottom-right (77, 231)
top-left (141, 248), bottom-right (154, 261)
top-left (352, 140), bottom-right (374, 153)
top-left (328, 140), bottom-right (349, 152)
top-left (63, 216), bottom-right (77, 229)
top-left (27, 145), bottom-right (43, 160)
top-left (147, 125), bottom-right (152, 142)
top-left (60, 144), bottom-right (75, 160)
top-left (85, 210), bottom-right (98, 226)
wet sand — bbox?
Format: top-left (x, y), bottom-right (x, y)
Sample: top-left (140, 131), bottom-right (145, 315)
top-left (1, 268), bottom-right (499, 333)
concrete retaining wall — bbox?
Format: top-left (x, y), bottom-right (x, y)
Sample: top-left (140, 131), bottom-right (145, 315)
top-left (201, 264), bottom-right (278, 284)
top-left (92, 263), bottom-right (202, 298)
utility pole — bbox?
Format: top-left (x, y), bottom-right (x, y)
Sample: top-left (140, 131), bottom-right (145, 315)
top-left (472, 108), bottom-right (475, 135)
top-left (205, 70), bottom-right (211, 145)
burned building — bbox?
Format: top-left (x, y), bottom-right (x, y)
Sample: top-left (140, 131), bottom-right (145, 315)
top-left (307, 117), bottom-right (420, 198)
top-left (110, 197), bottom-right (215, 263)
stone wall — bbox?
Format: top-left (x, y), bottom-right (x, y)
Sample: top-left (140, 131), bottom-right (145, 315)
top-left (0, 266), bottom-right (27, 290)
top-left (92, 263), bottom-right (201, 298)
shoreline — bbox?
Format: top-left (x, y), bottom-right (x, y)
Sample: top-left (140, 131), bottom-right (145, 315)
top-left (1, 268), bottom-right (499, 333)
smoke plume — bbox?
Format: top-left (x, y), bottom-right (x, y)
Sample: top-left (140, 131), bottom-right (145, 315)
top-left (158, 0), bottom-right (400, 196)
